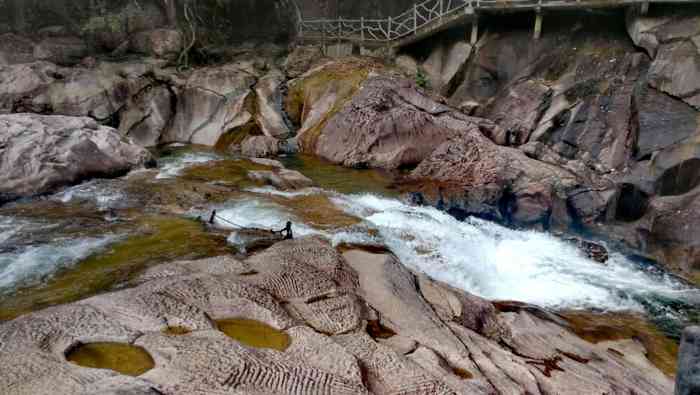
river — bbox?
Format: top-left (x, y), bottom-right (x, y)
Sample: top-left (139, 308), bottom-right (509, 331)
top-left (0, 145), bottom-right (698, 343)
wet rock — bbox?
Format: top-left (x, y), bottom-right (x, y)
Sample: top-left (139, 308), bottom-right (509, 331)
top-left (227, 228), bottom-right (285, 254)
top-left (562, 236), bottom-right (609, 263)
top-left (241, 135), bottom-right (281, 158)
top-left (247, 168), bottom-right (314, 190)
top-left (676, 326), bottom-right (700, 395)
top-left (0, 114), bottom-right (152, 202)
top-left (129, 29), bottom-right (183, 60)
top-left (307, 74), bottom-right (502, 169)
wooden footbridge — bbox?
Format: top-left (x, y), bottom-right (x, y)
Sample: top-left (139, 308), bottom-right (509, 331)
top-left (297, 0), bottom-right (699, 49)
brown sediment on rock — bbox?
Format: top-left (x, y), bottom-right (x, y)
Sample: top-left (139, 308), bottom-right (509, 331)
top-left (163, 326), bottom-right (192, 336)
top-left (562, 311), bottom-right (679, 376)
top-left (366, 320), bottom-right (397, 340)
top-left (65, 342), bottom-right (155, 377)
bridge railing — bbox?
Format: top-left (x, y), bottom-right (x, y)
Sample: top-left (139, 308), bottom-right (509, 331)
top-left (299, 0), bottom-right (471, 43)
top-left (298, 0), bottom-right (691, 44)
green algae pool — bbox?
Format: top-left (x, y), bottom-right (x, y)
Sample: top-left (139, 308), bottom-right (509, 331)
top-left (216, 318), bottom-right (291, 351)
top-left (0, 215), bottom-right (230, 321)
top-left (281, 154), bottom-right (400, 196)
top-left (66, 342), bottom-right (155, 376)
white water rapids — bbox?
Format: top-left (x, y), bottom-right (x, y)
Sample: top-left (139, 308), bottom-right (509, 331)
top-left (215, 187), bottom-right (697, 315)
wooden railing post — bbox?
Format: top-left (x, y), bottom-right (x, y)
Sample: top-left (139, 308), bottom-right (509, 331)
top-left (388, 16), bottom-right (393, 40)
top-left (414, 4), bottom-right (418, 34)
top-left (338, 16), bottom-right (342, 44)
top-left (361, 17), bottom-right (365, 43)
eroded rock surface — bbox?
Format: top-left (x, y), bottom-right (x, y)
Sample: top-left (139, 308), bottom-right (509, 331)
top-left (0, 237), bottom-right (674, 394)
top-left (301, 73), bottom-right (502, 169)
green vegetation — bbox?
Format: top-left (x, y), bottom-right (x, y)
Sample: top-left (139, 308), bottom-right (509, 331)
top-left (415, 69), bottom-right (429, 89)
top-left (0, 216), bottom-right (229, 321)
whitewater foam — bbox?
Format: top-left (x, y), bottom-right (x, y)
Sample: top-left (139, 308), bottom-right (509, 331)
top-left (0, 235), bottom-right (119, 293)
top-left (52, 181), bottom-right (127, 210)
top-left (331, 193), bottom-right (694, 312)
top-left (156, 151), bottom-right (222, 179)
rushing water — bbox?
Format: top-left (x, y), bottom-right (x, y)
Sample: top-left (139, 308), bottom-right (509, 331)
top-left (0, 147), bottom-right (697, 338)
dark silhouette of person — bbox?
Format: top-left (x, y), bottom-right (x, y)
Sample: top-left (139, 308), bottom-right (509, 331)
top-left (279, 221), bottom-right (293, 240)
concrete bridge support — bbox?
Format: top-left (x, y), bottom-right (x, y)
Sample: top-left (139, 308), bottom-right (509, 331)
top-left (534, 10), bottom-right (543, 40)
top-left (470, 18), bottom-right (479, 45)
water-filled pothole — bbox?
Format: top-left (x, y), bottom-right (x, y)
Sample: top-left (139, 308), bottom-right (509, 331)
top-left (216, 318), bottom-right (291, 351)
top-left (65, 342), bottom-right (155, 376)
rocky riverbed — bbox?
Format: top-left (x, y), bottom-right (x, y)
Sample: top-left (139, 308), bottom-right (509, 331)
top-left (2, 1), bottom-right (700, 393)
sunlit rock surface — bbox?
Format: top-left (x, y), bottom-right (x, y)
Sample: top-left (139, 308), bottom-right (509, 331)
top-left (0, 113), bottom-right (152, 203)
top-left (0, 237), bottom-right (674, 394)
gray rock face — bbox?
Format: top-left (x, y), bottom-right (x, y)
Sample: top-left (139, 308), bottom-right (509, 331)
top-left (255, 70), bottom-right (293, 139)
top-left (421, 41), bottom-right (472, 95)
top-left (33, 36), bottom-right (89, 66)
top-left (0, 114), bottom-right (152, 202)
top-left (676, 326), bottom-right (700, 395)
top-left (241, 135), bottom-right (281, 158)
top-left (164, 62), bottom-right (257, 146)
top-left (118, 84), bottom-right (174, 147)
top-left (0, 33), bottom-right (36, 65)
top-left (129, 29), bottom-right (183, 60)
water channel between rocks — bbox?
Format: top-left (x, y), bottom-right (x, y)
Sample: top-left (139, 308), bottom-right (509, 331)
top-left (0, 146), bottom-right (698, 359)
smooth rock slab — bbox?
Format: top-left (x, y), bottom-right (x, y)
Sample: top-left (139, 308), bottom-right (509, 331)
top-left (0, 114), bottom-right (152, 203)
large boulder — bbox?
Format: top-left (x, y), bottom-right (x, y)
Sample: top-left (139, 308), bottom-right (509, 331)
top-left (0, 60), bottom-right (162, 121)
top-left (0, 33), bottom-right (36, 65)
top-left (240, 135), bottom-right (281, 158)
top-left (163, 62), bottom-right (258, 146)
top-left (0, 114), bottom-right (152, 203)
top-left (303, 74), bottom-right (502, 169)
top-left (129, 29), bottom-right (183, 60)
top-left (33, 36), bottom-right (89, 66)
top-left (410, 128), bottom-right (581, 227)
top-left (118, 84), bottom-right (175, 147)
